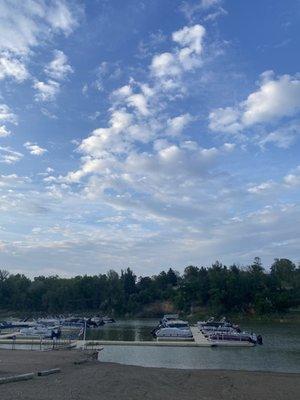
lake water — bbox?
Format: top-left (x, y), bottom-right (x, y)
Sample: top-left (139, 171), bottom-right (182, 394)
top-left (88, 319), bottom-right (300, 373)
top-left (1, 319), bottom-right (299, 372)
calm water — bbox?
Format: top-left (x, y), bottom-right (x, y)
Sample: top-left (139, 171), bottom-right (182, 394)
top-left (1, 319), bottom-right (299, 372)
top-left (88, 319), bottom-right (300, 373)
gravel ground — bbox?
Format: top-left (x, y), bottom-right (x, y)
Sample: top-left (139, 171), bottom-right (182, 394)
top-left (0, 349), bottom-right (299, 400)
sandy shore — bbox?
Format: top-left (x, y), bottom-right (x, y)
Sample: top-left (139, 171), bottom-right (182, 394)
top-left (0, 349), bottom-right (299, 400)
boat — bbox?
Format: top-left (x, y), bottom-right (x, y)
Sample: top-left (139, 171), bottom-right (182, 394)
top-left (197, 317), bottom-right (262, 346)
top-left (197, 317), bottom-right (240, 331)
top-left (102, 316), bottom-right (116, 324)
top-left (207, 331), bottom-right (262, 345)
top-left (36, 318), bottom-right (60, 327)
top-left (61, 320), bottom-right (85, 329)
top-left (201, 326), bottom-right (237, 335)
top-left (19, 325), bottom-right (59, 339)
top-left (165, 320), bottom-right (190, 329)
top-left (155, 327), bottom-right (193, 341)
top-left (161, 314), bottom-right (179, 325)
top-left (0, 320), bottom-right (36, 329)
top-left (151, 314), bottom-right (191, 338)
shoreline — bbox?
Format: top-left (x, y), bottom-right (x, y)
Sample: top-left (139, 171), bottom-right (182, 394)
top-left (0, 349), bottom-right (299, 400)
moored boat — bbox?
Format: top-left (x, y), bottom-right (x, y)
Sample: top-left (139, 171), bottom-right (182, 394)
top-left (155, 327), bottom-right (193, 341)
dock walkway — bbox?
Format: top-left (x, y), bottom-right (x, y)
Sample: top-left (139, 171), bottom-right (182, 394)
top-left (190, 326), bottom-right (211, 346)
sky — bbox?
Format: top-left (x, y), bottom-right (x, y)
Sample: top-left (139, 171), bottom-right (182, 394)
top-left (0, 0), bottom-right (300, 277)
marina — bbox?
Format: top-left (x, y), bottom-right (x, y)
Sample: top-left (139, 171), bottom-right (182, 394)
top-left (0, 315), bottom-right (261, 348)
top-left (0, 318), bottom-right (299, 373)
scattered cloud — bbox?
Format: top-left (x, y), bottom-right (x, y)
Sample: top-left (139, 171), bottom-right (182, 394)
top-left (0, 3), bottom-right (299, 275)
top-left (0, 0), bottom-right (81, 56)
top-left (151, 25), bottom-right (206, 80)
top-left (259, 121), bottom-right (300, 149)
top-left (0, 125), bottom-right (11, 138)
top-left (24, 142), bottom-right (47, 156)
top-left (33, 80), bottom-right (60, 102)
top-left (180, 0), bottom-right (226, 23)
top-left (92, 61), bottom-right (122, 92)
top-left (247, 181), bottom-right (276, 194)
top-left (248, 166), bottom-right (300, 194)
top-left (63, 24), bottom-right (237, 227)
top-left (209, 72), bottom-right (300, 135)
top-left (0, 104), bottom-right (17, 124)
top-left (166, 113), bottom-right (193, 136)
top-left (0, 173), bottom-right (30, 187)
top-left (0, 0), bottom-right (81, 99)
top-left (0, 146), bottom-right (23, 164)
top-left (0, 52), bottom-right (29, 81)
top-left (44, 50), bottom-right (73, 80)
top-left (284, 166), bottom-right (300, 187)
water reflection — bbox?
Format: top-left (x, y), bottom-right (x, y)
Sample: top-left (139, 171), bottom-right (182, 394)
top-left (87, 319), bottom-right (154, 341)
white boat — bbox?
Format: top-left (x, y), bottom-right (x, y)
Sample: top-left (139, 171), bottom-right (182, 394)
top-left (155, 327), bottom-right (193, 341)
top-left (102, 316), bottom-right (116, 324)
top-left (161, 314), bottom-right (179, 325)
top-left (207, 331), bottom-right (262, 345)
top-left (19, 325), bottom-right (57, 338)
top-left (165, 320), bottom-right (190, 329)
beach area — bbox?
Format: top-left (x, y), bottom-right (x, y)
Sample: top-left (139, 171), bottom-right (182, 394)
top-left (0, 349), bottom-right (299, 400)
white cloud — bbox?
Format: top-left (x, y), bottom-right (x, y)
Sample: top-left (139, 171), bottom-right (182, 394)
top-left (151, 24), bottom-right (206, 78)
top-left (44, 50), bottom-right (73, 80)
top-left (0, 0), bottom-right (80, 92)
top-left (172, 24), bottom-right (205, 54)
top-left (24, 142), bottom-right (47, 156)
top-left (166, 113), bottom-right (192, 136)
top-left (0, 0), bottom-right (81, 56)
top-left (209, 107), bottom-right (242, 134)
top-left (45, 0), bottom-right (80, 36)
top-left (127, 93), bottom-right (150, 116)
top-left (0, 125), bottom-right (11, 137)
top-left (284, 166), bottom-right (300, 187)
top-left (0, 173), bottom-right (30, 187)
top-left (112, 85), bottom-right (151, 117)
top-left (33, 80), bottom-right (60, 102)
top-left (200, 0), bottom-right (222, 9)
top-left (246, 166), bottom-right (300, 195)
top-left (0, 104), bottom-right (17, 124)
top-left (259, 121), bottom-right (300, 149)
top-left (247, 181), bottom-right (276, 194)
top-left (151, 52), bottom-right (181, 78)
top-left (242, 72), bottom-right (300, 126)
top-left (180, 0), bottom-right (225, 23)
top-left (0, 53), bottom-right (29, 81)
top-left (0, 146), bottom-right (23, 164)
top-left (93, 61), bottom-right (122, 92)
top-left (209, 72), bottom-right (300, 134)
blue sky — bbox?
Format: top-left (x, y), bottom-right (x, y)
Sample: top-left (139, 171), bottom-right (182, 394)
top-left (0, 0), bottom-right (299, 277)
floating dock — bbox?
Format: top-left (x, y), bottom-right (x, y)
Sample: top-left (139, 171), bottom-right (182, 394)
top-left (190, 326), bottom-right (211, 345)
top-left (0, 338), bottom-right (211, 348)
top-left (0, 332), bottom-right (21, 339)
top-left (0, 326), bottom-right (254, 348)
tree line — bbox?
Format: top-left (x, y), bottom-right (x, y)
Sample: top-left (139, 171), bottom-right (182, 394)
top-left (0, 258), bottom-right (299, 316)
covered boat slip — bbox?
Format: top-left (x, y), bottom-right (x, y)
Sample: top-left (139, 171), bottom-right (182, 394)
top-left (0, 326), bottom-right (255, 348)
